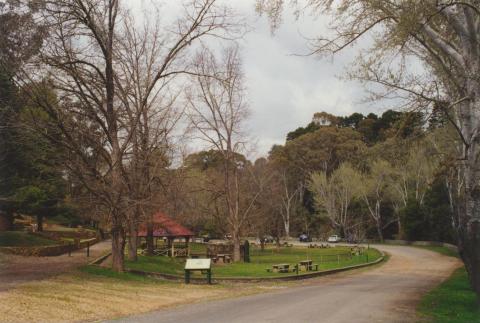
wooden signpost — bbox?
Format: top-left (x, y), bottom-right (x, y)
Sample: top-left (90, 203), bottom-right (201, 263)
top-left (184, 258), bottom-right (212, 284)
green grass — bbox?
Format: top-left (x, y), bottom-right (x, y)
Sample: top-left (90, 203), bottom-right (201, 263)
top-left (126, 255), bottom-right (185, 275)
top-left (79, 265), bottom-right (166, 283)
top-left (125, 246), bottom-right (382, 278)
top-left (418, 267), bottom-right (480, 323)
top-left (413, 245), bottom-right (459, 258)
top-left (0, 231), bottom-right (58, 247)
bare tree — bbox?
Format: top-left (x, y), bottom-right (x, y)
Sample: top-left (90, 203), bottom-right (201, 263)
top-left (16, 0), bottom-right (240, 271)
top-left (114, 0), bottom-right (237, 260)
top-left (275, 170), bottom-right (302, 239)
top-left (21, 0), bottom-right (131, 272)
top-left (187, 46), bottom-right (260, 262)
top-left (309, 163), bottom-right (361, 238)
top-left (355, 160), bottom-right (392, 242)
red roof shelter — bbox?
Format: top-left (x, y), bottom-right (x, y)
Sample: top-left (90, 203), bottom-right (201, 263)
top-left (137, 212), bottom-right (194, 257)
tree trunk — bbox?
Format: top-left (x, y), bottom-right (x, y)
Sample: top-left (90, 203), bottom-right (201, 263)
top-left (340, 225), bottom-right (346, 239)
top-left (36, 214), bottom-right (43, 232)
top-left (397, 218), bottom-right (404, 240)
top-left (260, 238), bottom-right (265, 251)
top-left (0, 211), bottom-right (13, 231)
top-left (459, 221), bottom-right (480, 297)
top-left (459, 108), bottom-right (480, 298)
top-left (111, 225), bottom-right (126, 272)
top-left (376, 222), bottom-right (384, 243)
top-left (146, 221), bottom-right (154, 256)
top-left (127, 222), bottom-right (138, 261)
top-left (232, 232), bottom-right (241, 262)
top-left (283, 217), bottom-right (290, 239)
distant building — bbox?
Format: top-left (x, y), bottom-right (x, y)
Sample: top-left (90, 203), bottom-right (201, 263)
top-left (312, 112), bottom-right (337, 126)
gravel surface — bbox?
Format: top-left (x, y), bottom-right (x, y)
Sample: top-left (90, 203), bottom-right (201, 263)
top-left (110, 245), bottom-right (461, 323)
top-left (0, 240), bottom-right (111, 292)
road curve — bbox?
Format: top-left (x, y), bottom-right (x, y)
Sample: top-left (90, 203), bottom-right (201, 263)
top-left (110, 245), bottom-right (461, 323)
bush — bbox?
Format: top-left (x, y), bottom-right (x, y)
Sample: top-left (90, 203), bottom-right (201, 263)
top-left (400, 179), bottom-right (455, 243)
top-left (400, 200), bottom-right (429, 241)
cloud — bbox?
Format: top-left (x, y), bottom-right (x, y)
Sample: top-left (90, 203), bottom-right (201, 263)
top-left (126, 0), bottom-right (378, 160)
top-left (235, 0), bottom-right (372, 158)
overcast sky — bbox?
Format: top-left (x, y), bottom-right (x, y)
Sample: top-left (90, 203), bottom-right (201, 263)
top-left (132, 0), bottom-right (387, 160)
top-left (235, 1), bottom-right (364, 158)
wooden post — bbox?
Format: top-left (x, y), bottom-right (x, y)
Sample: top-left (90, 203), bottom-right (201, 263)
top-left (167, 237), bottom-right (172, 257)
top-left (171, 238), bottom-right (175, 257)
top-left (186, 237), bottom-right (190, 257)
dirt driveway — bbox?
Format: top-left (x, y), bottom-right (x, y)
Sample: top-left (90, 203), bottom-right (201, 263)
top-left (110, 245), bottom-right (461, 323)
top-left (0, 240), bottom-right (111, 292)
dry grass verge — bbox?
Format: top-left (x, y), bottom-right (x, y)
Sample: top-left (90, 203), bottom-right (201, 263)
top-left (0, 268), bottom-right (270, 323)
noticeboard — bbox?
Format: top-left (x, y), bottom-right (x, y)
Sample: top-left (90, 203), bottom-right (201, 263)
top-left (185, 258), bottom-right (211, 270)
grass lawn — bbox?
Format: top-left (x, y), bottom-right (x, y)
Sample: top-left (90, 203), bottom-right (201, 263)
top-left (0, 231), bottom-right (58, 247)
top-left (416, 244), bottom-right (479, 322)
top-left (418, 267), bottom-right (480, 323)
top-left (80, 264), bottom-right (171, 282)
top-left (125, 245), bottom-right (382, 278)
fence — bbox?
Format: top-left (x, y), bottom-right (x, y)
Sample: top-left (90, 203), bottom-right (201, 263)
top-left (0, 237), bottom-right (98, 257)
top-left (248, 245), bottom-right (369, 264)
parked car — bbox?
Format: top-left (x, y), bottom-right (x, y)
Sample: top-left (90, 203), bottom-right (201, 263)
top-left (299, 233), bottom-right (312, 242)
top-left (327, 235), bottom-right (341, 243)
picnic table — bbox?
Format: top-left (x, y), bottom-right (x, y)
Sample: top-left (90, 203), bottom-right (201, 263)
top-left (308, 243), bottom-right (331, 248)
top-left (271, 263), bottom-right (290, 273)
top-left (213, 253), bottom-right (232, 264)
top-left (299, 260), bottom-right (318, 271)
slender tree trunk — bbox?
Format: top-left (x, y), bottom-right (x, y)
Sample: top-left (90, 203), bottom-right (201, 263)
top-left (36, 214), bottom-right (43, 232)
top-left (260, 238), bottom-right (265, 251)
top-left (397, 218), bottom-right (404, 240)
top-left (146, 221), bottom-right (154, 256)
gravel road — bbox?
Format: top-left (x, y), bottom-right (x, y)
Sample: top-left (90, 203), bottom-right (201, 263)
top-left (111, 245), bottom-right (461, 323)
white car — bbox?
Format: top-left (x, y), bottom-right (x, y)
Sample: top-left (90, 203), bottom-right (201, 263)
top-left (327, 235), bottom-right (341, 243)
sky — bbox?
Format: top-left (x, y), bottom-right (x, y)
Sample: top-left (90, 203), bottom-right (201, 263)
top-left (131, 0), bottom-right (387, 160)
